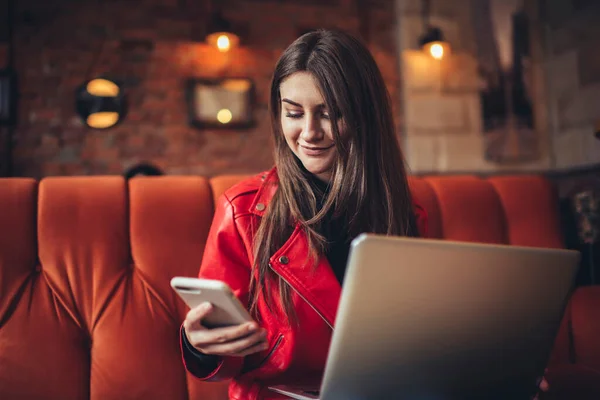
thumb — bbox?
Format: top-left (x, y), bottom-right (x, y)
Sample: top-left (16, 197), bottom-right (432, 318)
top-left (184, 302), bottom-right (213, 331)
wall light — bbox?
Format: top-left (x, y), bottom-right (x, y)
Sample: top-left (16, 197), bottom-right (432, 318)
top-left (76, 77), bottom-right (126, 129)
top-left (419, 27), bottom-right (451, 61)
top-left (419, 0), bottom-right (451, 60)
top-left (206, 9), bottom-right (239, 52)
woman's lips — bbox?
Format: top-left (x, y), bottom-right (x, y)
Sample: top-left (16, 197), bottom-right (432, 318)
top-left (300, 144), bottom-right (334, 156)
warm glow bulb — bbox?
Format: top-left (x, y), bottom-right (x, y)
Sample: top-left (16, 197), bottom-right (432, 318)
top-left (216, 35), bottom-right (231, 52)
top-left (206, 31), bottom-right (239, 51)
top-left (87, 112), bottom-right (119, 129)
top-left (217, 109), bottom-right (233, 124)
top-left (430, 43), bottom-right (444, 60)
top-left (86, 79), bottom-right (120, 97)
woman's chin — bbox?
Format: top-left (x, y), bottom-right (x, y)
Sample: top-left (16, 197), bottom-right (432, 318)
top-left (304, 166), bottom-right (332, 181)
top-left (295, 155), bottom-right (334, 181)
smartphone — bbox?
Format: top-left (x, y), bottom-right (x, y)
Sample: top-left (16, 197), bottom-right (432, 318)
top-left (170, 276), bottom-right (253, 328)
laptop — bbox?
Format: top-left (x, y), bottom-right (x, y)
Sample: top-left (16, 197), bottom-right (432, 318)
top-left (269, 234), bottom-right (580, 400)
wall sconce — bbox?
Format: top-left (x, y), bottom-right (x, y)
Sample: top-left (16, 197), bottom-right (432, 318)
top-left (206, 8), bottom-right (239, 52)
top-left (419, 0), bottom-right (451, 60)
top-left (419, 27), bottom-right (450, 60)
top-left (75, 77), bottom-right (127, 129)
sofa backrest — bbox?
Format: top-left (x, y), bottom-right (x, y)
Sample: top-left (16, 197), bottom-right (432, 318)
top-left (0, 174), bottom-right (565, 399)
top-left (210, 174), bottom-right (564, 247)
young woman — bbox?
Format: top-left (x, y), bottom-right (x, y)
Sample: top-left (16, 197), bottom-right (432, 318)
top-left (180, 29), bottom-right (547, 399)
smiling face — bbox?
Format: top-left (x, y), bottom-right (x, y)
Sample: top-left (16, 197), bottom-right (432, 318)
top-left (279, 71), bottom-right (338, 182)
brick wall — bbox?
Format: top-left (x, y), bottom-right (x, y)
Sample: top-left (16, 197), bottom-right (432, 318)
top-left (543, 0), bottom-right (600, 170)
top-left (8, 0), bottom-right (401, 178)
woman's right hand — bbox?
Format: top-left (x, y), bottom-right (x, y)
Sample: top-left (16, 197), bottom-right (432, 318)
top-left (183, 301), bottom-right (269, 357)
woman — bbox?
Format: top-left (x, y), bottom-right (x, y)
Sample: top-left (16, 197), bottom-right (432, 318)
top-left (180, 29), bottom-right (546, 399)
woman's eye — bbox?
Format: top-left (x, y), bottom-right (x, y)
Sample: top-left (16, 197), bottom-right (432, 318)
top-left (285, 113), bottom-right (303, 119)
top-left (321, 113), bottom-right (330, 120)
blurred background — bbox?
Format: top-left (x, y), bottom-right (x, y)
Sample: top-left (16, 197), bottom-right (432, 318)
top-left (0, 0), bottom-right (599, 285)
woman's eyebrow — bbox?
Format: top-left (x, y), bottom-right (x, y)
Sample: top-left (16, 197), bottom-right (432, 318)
top-left (282, 98), bottom-right (326, 109)
top-left (281, 98), bottom-right (302, 107)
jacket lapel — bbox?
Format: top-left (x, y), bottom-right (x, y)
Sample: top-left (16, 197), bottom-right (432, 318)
top-left (250, 167), bottom-right (342, 328)
top-left (269, 224), bottom-right (342, 329)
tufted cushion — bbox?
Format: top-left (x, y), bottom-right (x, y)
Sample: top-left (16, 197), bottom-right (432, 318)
top-left (0, 176), bottom-right (229, 400)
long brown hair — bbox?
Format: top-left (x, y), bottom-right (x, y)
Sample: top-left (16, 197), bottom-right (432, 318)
top-left (250, 29), bottom-right (419, 323)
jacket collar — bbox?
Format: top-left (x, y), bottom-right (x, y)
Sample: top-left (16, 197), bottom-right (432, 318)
top-left (249, 167), bottom-right (279, 218)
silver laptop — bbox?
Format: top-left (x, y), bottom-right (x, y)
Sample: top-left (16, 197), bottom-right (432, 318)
top-left (269, 234), bottom-right (580, 400)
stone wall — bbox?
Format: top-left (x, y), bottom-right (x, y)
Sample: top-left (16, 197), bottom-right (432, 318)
top-left (396, 0), bottom-right (553, 173)
top-left (542, 0), bottom-right (600, 170)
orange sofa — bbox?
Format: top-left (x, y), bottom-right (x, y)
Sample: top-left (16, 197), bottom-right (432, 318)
top-left (1, 173), bottom-right (599, 399)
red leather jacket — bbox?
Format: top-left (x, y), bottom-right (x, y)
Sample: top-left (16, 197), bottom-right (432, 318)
top-left (181, 168), bottom-right (428, 400)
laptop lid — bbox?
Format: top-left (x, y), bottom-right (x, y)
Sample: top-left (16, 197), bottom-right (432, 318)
top-left (318, 234), bottom-right (579, 400)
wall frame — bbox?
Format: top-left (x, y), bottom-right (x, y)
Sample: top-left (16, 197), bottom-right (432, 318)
top-left (185, 77), bottom-right (255, 129)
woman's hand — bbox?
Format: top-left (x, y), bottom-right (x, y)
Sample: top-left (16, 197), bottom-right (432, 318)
top-left (183, 301), bottom-right (269, 357)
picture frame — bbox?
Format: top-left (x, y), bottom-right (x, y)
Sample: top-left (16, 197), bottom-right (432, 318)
top-left (185, 77), bottom-right (255, 129)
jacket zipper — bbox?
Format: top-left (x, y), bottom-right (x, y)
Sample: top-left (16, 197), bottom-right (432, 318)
top-left (244, 333), bottom-right (284, 373)
top-left (269, 264), bottom-right (334, 330)
top-left (263, 334), bottom-right (284, 363)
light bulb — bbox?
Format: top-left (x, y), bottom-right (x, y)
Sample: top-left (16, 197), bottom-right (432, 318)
top-left (217, 109), bottom-right (233, 124)
top-left (87, 112), bottom-right (119, 129)
top-left (430, 43), bottom-right (444, 60)
top-left (216, 35), bottom-right (231, 52)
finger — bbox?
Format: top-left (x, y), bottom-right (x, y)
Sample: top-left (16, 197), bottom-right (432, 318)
top-left (196, 327), bottom-right (266, 353)
top-left (235, 338), bottom-right (271, 357)
top-left (198, 321), bottom-right (260, 344)
top-left (197, 329), bottom-right (267, 355)
top-left (187, 321), bottom-right (261, 350)
top-left (203, 335), bottom-right (268, 357)
top-left (183, 302), bottom-right (213, 331)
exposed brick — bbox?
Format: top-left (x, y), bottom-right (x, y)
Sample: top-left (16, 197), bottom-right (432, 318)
top-left (10, 0), bottom-right (401, 178)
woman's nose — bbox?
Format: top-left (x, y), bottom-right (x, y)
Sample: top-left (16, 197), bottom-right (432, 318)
top-left (300, 115), bottom-right (324, 143)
